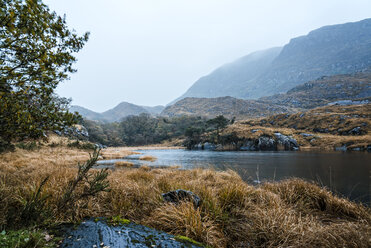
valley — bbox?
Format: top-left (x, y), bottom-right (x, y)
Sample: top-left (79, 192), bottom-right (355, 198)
top-left (2, 7), bottom-right (371, 247)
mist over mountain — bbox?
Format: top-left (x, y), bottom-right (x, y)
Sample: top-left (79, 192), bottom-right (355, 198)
top-left (175, 18), bottom-right (371, 102)
top-left (161, 70), bottom-right (371, 119)
top-left (73, 18), bottom-right (371, 122)
top-left (170, 47), bottom-right (282, 104)
top-left (70, 102), bottom-right (164, 122)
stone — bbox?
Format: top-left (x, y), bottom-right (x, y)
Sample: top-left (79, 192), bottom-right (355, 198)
top-left (348, 127), bottom-right (362, 135)
top-left (54, 130), bottom-right (62, 136)
top-left (257, 136), bottom-right (276, 151)
top-left (300, 133), bottom-right (314, 137)
top-left (312, 128), bottom-right (329, 133)
top-left (60, 218), bottom-right (202, 248)
top-left (274, 133), bottom-right (299, 151)
top-left (162, 189), bottom-right (201, 208)
top-left (240, 140), bottom-right (257, 151)
top-left (335, 145), bottom-right (347, 151)
top-left (203, 142), bottom-right (216, 150)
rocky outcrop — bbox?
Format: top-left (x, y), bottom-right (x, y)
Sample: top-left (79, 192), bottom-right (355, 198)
top-left (61, 218), bottom-right (202, 248)
top-left (260, 71), bottom-right (371, 109)
top-left (54, 125), bottom-right (89, 140)
top-left (162, 189), bottom-right (201, 208)
top-left (190, 134), bottom-right (299, 151)
top-left (274, 133), bottom-right (299, 151)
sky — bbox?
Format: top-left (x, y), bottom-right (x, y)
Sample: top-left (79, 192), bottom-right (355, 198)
top-left (44, 0), bottom-right (371, 112)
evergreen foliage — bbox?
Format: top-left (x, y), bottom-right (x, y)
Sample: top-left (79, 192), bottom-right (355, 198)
top-left (0, 0), bottom-right (88, 150)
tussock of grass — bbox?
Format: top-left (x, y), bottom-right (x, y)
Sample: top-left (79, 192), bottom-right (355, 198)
top-left (101, 147), bottom-right (139, 159)
top-left (139, 165), bottom-right (151, 171)
top-left (114, 161), bottom-right (134, 168)
top-left (1, 147), bottom-right (370, 247)
top-left (139, 155), bottom-right (157, 162)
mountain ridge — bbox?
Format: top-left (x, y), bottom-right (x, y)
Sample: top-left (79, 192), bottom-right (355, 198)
top-left (173, 18), bottom-right (371, 102)
top-left (70, 102), bottom-right (165, 122)
top-left (161, 70), bottom-right (371, 119)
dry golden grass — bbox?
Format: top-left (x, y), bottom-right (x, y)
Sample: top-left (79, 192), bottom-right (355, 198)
top-left (139, 155), bottom-right (157, 162)
top-left (100, 147), bottom-right (140, 159)
top-left (223, 123), bottom-right (371, 151)
top-left (1, 146), bottom-right (370, 247)
top-left (139, 165), bottom-right (151, 171)
top-left (223, 103), bottom-right (371, 151)
top-left (114, 161), bottom-right (134, 168)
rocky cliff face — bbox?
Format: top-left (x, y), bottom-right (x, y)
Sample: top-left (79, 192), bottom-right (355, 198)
top-left (251, 18), bottom-right (371, 98)
top-left (259, 70), bottom-right (371, 109)
top-left (173, 18), bottom-right (371, 101)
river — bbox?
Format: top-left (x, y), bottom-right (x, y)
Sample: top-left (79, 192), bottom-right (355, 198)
top-left (97, 149), bottom-right (371, 205)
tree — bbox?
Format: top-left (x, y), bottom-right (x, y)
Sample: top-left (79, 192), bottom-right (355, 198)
top-left (206, 115), bottom-right (230, 142)
top-left (119, 114), bottom-right (159, 146)
top-left (0, 0), bottom-right (89, 149)
top-left (184, 126), bottom-right (203, 149)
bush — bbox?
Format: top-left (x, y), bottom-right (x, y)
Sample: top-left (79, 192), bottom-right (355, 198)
top-left (15, 141), bottom-right (39, 151)
top-left (67, 140), bottom-right (95, 150)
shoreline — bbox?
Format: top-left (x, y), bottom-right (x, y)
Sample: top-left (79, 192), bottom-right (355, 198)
top-left (1, 144), bottom-right (370, 247)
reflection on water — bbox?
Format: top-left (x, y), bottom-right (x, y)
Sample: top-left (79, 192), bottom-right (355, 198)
top-left (97, 149), bottom-right (371, 205)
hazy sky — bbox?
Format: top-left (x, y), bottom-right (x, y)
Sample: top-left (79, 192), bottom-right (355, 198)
top-left (44, 0), bottom-right (371, 112)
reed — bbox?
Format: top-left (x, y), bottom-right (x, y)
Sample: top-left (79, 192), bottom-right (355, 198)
top-left (1, 146), bottom-right (370, 247)
top-left (114, 161), bottom-right (134, 168)
top-left (139, 155), bottom-right (157, 162)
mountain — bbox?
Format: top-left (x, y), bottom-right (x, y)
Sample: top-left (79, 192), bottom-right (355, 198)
top-left (141, 105), bottom-right (165, 115)
top-left (174, 18), bottom-right (371, 101)
top-left (161, 96), bottom-right (296, 120)
top-left (70, 102), bottom-right (165, 122)
top-left (161, 70), bottom-right (371, 119)
top-left (259, 70), bottom-right (371, 109)
top-left (70, 105), bottom-right (103, 121)
top-left (174, 47), bottom-right (282, 102)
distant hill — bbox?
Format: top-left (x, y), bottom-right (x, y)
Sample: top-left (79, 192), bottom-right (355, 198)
top-left (174, 18), bottom-right (371, 101)
top-left (162, 71), bottom-right (371, 119)
top-left (70, 102), bottom-right (164, 122)
top-left (141, 105), bottom-right (165, 115)
top-left (70, 105), bottom-right (103, 121)
top-left (161, 96), bottom-right (296, 120)
top-left (259, 70), bottom-right (371, 109)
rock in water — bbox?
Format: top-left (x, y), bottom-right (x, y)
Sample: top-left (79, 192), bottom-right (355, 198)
top-left (60, 218), bottom-right (202, 248)
top-left (162, 189), bottom-right (201, 208)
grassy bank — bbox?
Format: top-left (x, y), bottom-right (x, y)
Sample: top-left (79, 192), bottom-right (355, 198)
top-left (217, 104), bottom-right (371, 151)
top-left (1, 145), bottom-right (370, 247)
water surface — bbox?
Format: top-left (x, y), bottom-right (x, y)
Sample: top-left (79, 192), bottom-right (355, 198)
top-left (98, 149), bottom-right (371, 205)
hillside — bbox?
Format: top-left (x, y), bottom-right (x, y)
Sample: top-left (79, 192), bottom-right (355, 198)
top-left (161, 96), bottom-right (296, 119)
top-left (163, 70), bottom-right (371, 119)
top-left (70, 105), bottom-right (103, 121)
top-left (241, 104), bottom-right (371, 137)
top-left (141, 105), bottom-right (165, 115)
top-left (175, 47), bottom-right (282, 102)
top-left (70, 102), bottom-right (164, 122)
top-left (191, 104), bottom-right (371, 152)
top-left (174, 18), bottom-right (371, 101)
top-left (259, 70), bottom-right (371, 109)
